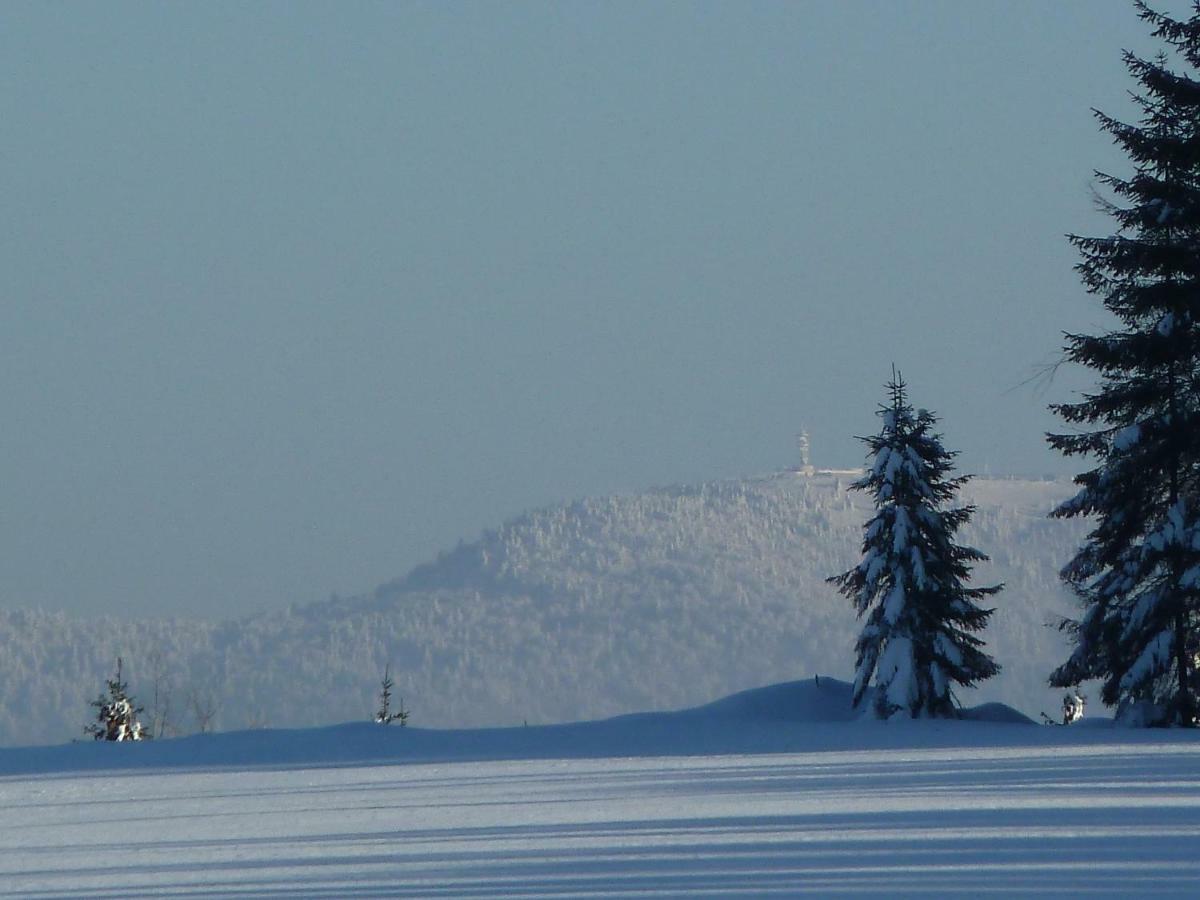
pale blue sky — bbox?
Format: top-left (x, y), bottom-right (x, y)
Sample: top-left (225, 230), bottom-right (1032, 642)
top-left (0, 2), bottom-right (1176, 617)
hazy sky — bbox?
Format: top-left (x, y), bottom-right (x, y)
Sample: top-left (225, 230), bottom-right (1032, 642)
top-left (0, 2), bottom-right (1180, 619)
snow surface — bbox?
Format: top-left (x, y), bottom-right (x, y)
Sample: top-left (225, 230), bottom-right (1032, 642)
top-left (1, 678), bottom-right (1197, 898)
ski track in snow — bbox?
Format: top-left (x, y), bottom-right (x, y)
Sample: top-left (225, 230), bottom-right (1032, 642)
top-left (1, 740), bottom-right (1198, 897)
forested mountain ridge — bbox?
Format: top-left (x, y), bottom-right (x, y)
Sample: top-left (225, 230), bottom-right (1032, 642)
top-left (0, 473), bottom-right (1086, 746)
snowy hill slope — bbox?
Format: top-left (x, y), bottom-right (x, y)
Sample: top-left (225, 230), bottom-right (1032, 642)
top-left (0, 675), bottom-right (1140, 778)
top-left (0, 677), bottom-right (887, 774)
top-left (1, 677), bottom-right (1196, 898)
top-left (0, 474), bottom-right (1086, 745)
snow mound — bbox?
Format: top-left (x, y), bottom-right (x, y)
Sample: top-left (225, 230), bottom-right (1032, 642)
top-left (0, 676), bottom-right (1058, 777)
top-left (961, 701), bottom-right (1037, 724)
top-left (678, 676), bottom-right (1034, 726)
top-left (684, 675), bottom-right (860, 721)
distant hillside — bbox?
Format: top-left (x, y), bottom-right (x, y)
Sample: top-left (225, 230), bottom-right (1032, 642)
top-left (0, 473), bottom-right (1088, 746)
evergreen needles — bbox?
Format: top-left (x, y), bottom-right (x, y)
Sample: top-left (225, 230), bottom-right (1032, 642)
top-left (829, 371), bottom-right (1001, 719)
top-left (1049, 1), bottom-right (1200, 727)
top-left (85, 657), bottom-right (147, 742)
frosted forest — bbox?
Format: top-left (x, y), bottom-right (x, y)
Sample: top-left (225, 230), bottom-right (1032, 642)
top-left (0, 472), bottom-right (1085, 745)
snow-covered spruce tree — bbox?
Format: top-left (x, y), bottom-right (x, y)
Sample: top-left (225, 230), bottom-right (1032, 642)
top-left (829, 372), bottom-right (1001, 719)
top-left (1049, 2), bottom-right (1200, 727)
top-left (85, 657), bottom-right (147, 742)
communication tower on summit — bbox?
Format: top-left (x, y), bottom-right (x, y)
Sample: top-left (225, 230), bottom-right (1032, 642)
top-left (796, 428), bottom-right (815, 476)
top-left (790, 427), bottom-right (860, 478)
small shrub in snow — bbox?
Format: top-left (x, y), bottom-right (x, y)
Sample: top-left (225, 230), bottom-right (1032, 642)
top-left (829, 371), bottom-right (1001, 719)
top-left (1061, 691), bottom-right (1085, 725)
top-left (85, 657), bottom-right (147, 742)
top-left (1042, 691), bottom-right (1086, 725)
top-left (374, 665), bottom-right (409, 726)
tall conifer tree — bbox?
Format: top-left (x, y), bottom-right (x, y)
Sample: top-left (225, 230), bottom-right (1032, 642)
top-left (1049, 2), bottom-right (1200, 726)
top-left (830, 372), bottom-right (1000, 718)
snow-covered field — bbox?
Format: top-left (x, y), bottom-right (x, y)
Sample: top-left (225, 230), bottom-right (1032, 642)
top-left (1, 680), bottom-right (1197, 898)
